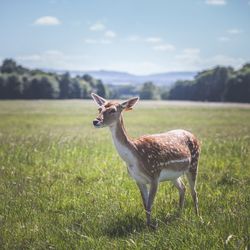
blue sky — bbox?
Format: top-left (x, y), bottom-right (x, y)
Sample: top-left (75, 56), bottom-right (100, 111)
top-left (0, 0), bottom-right (249, 74)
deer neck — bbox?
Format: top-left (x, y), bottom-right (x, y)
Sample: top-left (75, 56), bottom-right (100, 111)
top-left (109, 115), bottom-right (136, 164)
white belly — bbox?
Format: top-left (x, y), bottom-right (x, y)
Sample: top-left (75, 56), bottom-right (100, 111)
top-left (159, 169), bottom-right (186, 182)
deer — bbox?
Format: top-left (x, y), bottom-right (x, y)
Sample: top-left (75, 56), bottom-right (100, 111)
top-left (91, 93), bottom-right (201, 228)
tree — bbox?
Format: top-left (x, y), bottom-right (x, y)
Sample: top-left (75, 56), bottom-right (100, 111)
top-left (5, 74), bottom-right (22, 98)
top-left (0, 75), bottom-right (6, 99)
top-left (39, 77), bottom-right (59, 99)
top-left (82, 74), bottom-right (96, 88)
top-left (193, 67), bottom-right (232, 101)
top-left (225, 72), bottom-right (250, 103)
top-left (168, 66), bottom-right (238, 102)
top-left (23, 77), bottom-right (59, 99)
top-left (1, 59), bottom-right (17, 74)
top-left (96, 80), bottom-right (107, 98)
top-left (168, 80), bottom-right (193, 100)
top-left (0, 59), bottom-right (107, 100)
top-left (140, 82), bottom-right (159, 100)
top-left (59, 72), bottom-right (71, 99)
top-left (161, 91), bottom-right (169, 100)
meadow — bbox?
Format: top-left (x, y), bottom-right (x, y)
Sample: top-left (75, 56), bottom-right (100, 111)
top-left (0, 100), bottom-right (249, 249)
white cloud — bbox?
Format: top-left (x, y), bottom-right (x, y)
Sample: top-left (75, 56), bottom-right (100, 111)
top-left (204, 55), bottom-right (245, 68)
top-left (174, 48), bottom-right (245, 71)
top-left (17, 54), bottom-right (42, 62)
top-left (16, 50), bottom-right (89, 70)
top-left (16, 52), bottom-right (166, 74)
top-left (126, 35), bottom-right (175, 53)
top-left (218, 36), bottom-right (230, 42)
top-left (217, 29), bottom-right (242, 43)
top-left (14, 47), bottom-right (247, 75)
top-left (175, 48), bottom-right (201, 67)
top-left (153, 44), bottom-right (175, 52)
top-left (89, 22), bottom-right (106, 31)
top-left (34, 16), bottom-right (61, 26)
top-left (114, 54), bottom-right (245, 73)
top-left (227, 29), bottom-right (243, 35)
top-left (105, 30), bottom-right (116, 38)
top-left (205, 0), bottom-right (227, 5)
top-left (145, 37), bottom-right (162, 43)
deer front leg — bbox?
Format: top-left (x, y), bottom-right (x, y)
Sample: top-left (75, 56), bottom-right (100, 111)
top-left (136, 182), bottom-right (148, 210)
top-left (146, 180), bottom-right (159, 229)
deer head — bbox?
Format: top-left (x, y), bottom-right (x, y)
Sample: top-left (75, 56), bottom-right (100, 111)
top-left (91, 93), bottom-right (139, 128)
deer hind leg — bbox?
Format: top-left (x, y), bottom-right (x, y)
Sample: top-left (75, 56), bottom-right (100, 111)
top-left (172, 178), bottom-right (186, 210)
top-left (186, 162), bottom-right (199, 215)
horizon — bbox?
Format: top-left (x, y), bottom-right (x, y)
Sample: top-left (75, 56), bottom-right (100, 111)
top-left (1, 57), bottom-right (248, 77)
top-left (1, 0), bottom-right (250, 75)
top-left (37, 65), bottom-right (199, 76)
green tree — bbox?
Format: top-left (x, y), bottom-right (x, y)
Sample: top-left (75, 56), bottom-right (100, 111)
top-left (96, 80), bottom-right (107, 98)
top-left (59, 73), bottom-right (71, 99)
top-left (140, 82), bottom-right (159, 100)
top-left (169, 80), bottom-right (194, 100)
top-left (24, 77), bottom-right (59, 99)
top-left (5, 74), bottom-right (22, 98)
top-left (0, 75), bottom-right (6, 98)
top-left (39, 77), bottom-right (59, 99)
top-left (193, 67), bottom-right (232, 101)
top-left (225, 71), bottom-right (250, 103)
top-left (1, 59), bottom-right (17, 74)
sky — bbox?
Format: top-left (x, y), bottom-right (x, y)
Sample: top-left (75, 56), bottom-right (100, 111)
top-left (0, 0), bottom-right (249, 75)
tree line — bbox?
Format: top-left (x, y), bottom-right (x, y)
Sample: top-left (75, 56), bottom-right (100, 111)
top-left (167, 64), bottom-right (250, 103)
top-left (0, 59), bottom-right (249, 103)
top-left (0, 59), bottom-right (107, 99)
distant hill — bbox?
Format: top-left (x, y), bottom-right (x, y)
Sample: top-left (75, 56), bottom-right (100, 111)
top-left (47, 69), bottom-right (196, 87)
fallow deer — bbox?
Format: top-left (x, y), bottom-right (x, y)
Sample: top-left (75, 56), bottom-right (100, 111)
top-left (91, 93), bottom-right (200, 228)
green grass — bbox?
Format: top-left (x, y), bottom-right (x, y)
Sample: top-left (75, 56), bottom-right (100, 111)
top-left (0, 100), bottom-right (249, 249)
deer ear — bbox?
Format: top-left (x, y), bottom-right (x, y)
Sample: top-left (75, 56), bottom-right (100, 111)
top-left (91, 93), bottom-right (106, 107)
top-left (120, 97), bottom-right (139, 111)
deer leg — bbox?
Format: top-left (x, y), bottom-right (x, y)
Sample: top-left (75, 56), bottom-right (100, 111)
top-left (186, 172), bottom-right (199, 215)
top-left (146, 180), bottom-right (159, 228)
top-left (172, 178), bottom-right (186, 210)
top-left (136, 182), bottom-right (148, 210)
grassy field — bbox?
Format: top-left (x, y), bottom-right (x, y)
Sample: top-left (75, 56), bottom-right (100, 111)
top-left (0, 100), bottom-right (249, 249)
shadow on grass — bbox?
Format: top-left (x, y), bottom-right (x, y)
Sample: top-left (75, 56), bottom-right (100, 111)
top-left (103, 211), bottom-right (181, 238)
top-left (103, 214), bottom-right (145, 238)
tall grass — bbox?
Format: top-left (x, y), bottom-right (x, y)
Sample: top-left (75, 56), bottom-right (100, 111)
top-left (0, 100), bottom-right (249, 249)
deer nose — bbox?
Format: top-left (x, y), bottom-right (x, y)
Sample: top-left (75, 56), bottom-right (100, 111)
top-left (93, 120), bottom-right (99, 126)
